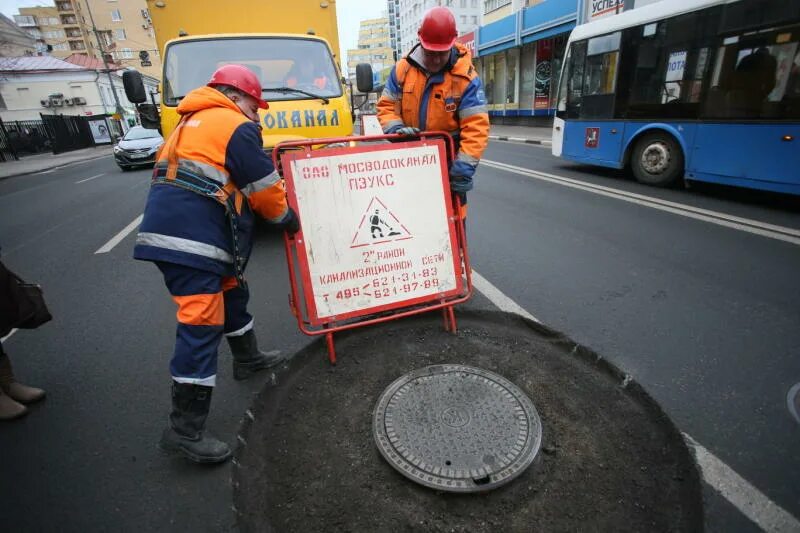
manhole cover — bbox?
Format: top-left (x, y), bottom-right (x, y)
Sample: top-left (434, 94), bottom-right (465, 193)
top-left (788, 382), bottom-right (800, 425)
top-left (373, 364), bottom-right (541, 493)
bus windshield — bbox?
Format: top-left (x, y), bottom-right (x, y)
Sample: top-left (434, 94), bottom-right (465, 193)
top-left (162, 37), bottom-right (342, 106)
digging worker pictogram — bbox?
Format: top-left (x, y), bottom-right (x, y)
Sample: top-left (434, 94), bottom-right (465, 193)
top-left (370, 209), bottom-right (400, 238)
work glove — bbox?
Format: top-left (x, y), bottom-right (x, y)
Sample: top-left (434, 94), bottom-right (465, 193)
top-left (449, 174), bottom-right (473, 193)
top-left (396, 126), bottom-right (421, 136)
top-left (281, 207), bottom-right (301, 236)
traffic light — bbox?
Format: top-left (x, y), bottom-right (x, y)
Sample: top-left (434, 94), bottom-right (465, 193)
top-left (139, 50), bottom-right (152, 67)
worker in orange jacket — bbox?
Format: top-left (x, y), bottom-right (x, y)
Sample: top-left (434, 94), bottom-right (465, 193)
top-left (134, 64), bottom-right (299, 464)
top-left (377, 6), bottom-right (490, 219)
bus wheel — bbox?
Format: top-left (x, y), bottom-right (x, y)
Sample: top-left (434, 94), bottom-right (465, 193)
top-left (631, 132), bottom-right (684, 187)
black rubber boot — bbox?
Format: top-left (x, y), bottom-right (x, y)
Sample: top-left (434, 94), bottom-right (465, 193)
top-left (227, 330), bottom-right (285, 381)
top-left (159, 382), bottom-right (231, 464)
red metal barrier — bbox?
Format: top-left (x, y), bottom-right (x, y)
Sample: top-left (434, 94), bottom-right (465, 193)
top-left (277, 132), bottom-right (472, 364)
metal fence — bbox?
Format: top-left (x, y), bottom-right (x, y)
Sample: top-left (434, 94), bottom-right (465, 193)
top-left (0, 119), bottom-right (53, 160)
top-left (40, 114), bottom-right (95, 154)
top-left (0, 114), bottom-right (125, 162)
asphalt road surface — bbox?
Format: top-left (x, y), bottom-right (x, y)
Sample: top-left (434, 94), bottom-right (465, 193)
top-left (0, 142), bottom-right (798, 531)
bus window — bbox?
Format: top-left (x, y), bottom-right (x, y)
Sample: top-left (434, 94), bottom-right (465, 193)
top-left (581, 32), bottom-right (620, 119)
top-left (620, 8), bottom-right (721, 119)
top-left (704, 24), bottom-right (800, 120)
top-left (563, 41), bottom-right (586, 119)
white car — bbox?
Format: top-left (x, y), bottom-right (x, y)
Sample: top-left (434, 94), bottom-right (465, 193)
top-left (113, 126), bottom-right (164, 171)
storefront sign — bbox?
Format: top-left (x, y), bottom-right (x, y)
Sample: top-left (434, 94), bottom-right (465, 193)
top-left (534, 39), bottom-right (553, 110)
top-left (282, 140), bottom-right (463, 325)
top-left (457, 32), bottom-right (476, 58)
top-left (587, 0), bottom-right (625, 21)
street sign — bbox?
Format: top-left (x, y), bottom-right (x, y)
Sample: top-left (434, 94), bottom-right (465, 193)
top-left (282, 139), bottom-right (463, 325)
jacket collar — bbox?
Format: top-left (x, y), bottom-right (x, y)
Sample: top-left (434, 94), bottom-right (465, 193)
top-left (405, 42), bottom-right (473, 78)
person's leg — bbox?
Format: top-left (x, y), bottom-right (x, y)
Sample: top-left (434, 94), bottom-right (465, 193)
top-left (156, 262), bottom-right (230, 464)
top-left (223, 278), bottom-right (284, 380)
top-left (0, 343), bottom-right (27, 420)
top-left (0, 341), bottom-right (45, 404)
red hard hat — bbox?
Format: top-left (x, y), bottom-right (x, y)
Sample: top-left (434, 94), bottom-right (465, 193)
top-left (208, 64), bottom-right (269, 109)
top-left (418, 7), bottom-right (457, 52)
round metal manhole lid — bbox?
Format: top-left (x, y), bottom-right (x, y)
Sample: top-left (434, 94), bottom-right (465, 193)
top-left (373, 364), bottom-right (542, 493)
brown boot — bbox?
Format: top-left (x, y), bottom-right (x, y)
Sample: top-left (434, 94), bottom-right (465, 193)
top-left (0, 353), bottom-right (45, 404)
top-left (0, 389), bottom-right (27, 420)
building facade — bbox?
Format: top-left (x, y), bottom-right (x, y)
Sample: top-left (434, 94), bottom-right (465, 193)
top-left (79, 0), bottom-right (161, 80)
top-left (474, 0), bottom-right (577, 125)
top-left (14, 3), bottom-right (96, 59)
top-left (473, 0), bottom-right (667, 125)
top-left (347, 17), bottom-right (394, 82)
top-left (387, 0), bottom-right (401, 60)
top-left (397, 0), bottom-right (482, 56)
top-left (12, 1), bottom-right (161, 81)
top-left (0, 15), bottom-right (37, 57)
top-left (0, 56), bottom-right (156, 129)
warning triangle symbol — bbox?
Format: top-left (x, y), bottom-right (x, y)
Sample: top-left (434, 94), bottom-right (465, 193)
top-left (350, 196), bottom-right (412, 248)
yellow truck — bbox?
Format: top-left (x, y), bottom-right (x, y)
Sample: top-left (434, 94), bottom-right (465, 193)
top-left (124, 0), bottom-right (371, 146)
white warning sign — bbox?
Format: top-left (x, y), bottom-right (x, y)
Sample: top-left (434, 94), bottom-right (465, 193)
top-left (284, 140), bottom-right (462, 323)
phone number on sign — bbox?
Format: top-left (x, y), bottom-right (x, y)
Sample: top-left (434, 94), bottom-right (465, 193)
top-left (320, 268), bottom-right (442, 302)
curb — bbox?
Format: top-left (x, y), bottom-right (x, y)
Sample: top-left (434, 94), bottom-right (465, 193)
top-left (0, 152), bottom-right (113, 181)
top-left (489, 135), bottom-right (552, 146)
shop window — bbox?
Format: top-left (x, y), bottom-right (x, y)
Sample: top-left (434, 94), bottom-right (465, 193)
top-left (483, 55), bottom-right (495, 105)
top-left (534, 39), bottom-right (556, 111)
top-left (493, 52), bottom-right (507, 105)
top-left (520, 43), bottom-right (536, 109)
top-left (507, 48), bottom-right (519, 104)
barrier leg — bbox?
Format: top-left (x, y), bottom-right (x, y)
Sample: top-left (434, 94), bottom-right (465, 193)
top-left (447, 306), bottom-right (457, 334)
top-left (325, 332), bottom-right (337, 365)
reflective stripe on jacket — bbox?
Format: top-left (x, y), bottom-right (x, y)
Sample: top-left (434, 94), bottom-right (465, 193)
top-left (377, 42), bottom-right (490, 181)
top-left (133, 86), bottom-right (289, 275)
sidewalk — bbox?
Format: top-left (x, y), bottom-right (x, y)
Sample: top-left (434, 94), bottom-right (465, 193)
top-left (488, 124), bottom-right (553, 145)
top-left (0, 145), bottom-right (114, 180)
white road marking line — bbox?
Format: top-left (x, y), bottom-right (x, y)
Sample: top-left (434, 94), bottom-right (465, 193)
top-left (471, 269), bottom-right (800, 530)
top-left (471, 269), bottom-right (540, 323)
top-left (684, 434), bottom-right (800, 533)
top-left (36, 170), bottom-right (55, 175)
top-left (482, 160), bottom-right (800, 246)
top-left (95, 214), bottom-right (142, 254)
top-left (75, 173), bottom-right (105, 184)
top-left (1, 329), bottom-right (18, 343)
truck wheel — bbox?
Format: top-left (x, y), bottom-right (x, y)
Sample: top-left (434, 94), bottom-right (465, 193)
top-left (630, 132), bottom-right (684, 187)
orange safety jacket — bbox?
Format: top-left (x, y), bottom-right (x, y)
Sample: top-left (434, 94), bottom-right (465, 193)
top-left (377, 42), bottom-right (489, 188)
top-left (134, 86), bottom-right (289, 279)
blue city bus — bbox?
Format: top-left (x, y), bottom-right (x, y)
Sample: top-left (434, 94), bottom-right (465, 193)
top-left (552, 0), bottom-right (800, 195)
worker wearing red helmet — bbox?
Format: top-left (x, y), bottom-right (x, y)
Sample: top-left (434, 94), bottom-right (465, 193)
top-left (377, 6), bottom-right (489, 219)
top-left (134, 64), bottom-right (300, 464)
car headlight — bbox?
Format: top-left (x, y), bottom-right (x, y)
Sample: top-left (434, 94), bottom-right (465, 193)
top-left (113, 145), bottom-right (123, 153)
top-left (150, 144), bottom-right (163, 153)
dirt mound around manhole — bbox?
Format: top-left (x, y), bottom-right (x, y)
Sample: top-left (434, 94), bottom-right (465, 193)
top-left (234, 311), bottom-right (702, 533)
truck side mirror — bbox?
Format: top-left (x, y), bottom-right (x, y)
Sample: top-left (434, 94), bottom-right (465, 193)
top-left (138, 103), bottom-right (160, 131)
top-left (122, 70), bottom-right (147, 104)
top-left (356, 63), bottom-right (373, 93)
